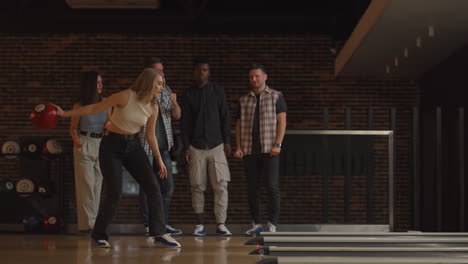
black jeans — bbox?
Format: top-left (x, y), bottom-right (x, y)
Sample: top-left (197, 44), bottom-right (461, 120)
top-left (244, 153), bottom-right (280, 225)
top-left (91, 132), bottom-right (166, 241)
top-left (139, 150), bottom-right (174, 226)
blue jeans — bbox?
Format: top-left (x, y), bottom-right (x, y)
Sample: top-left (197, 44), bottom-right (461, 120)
top-left (139, 150), bottom-right (174, 226)
top-left (91, 132), bottom-right (166, 241)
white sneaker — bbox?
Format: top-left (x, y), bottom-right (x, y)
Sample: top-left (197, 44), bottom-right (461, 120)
top-left (267, 221), bottom-right (277, 232)
top-left (216, 224), bottom-right (232, 236)
top-left (245, 223), bottom-right (263, 235)
top-left (154, 234), bottom-right (181, 247)
top-left (166, 225), bottom-right (183, 235)
top-left (144, 226), bottom-right (149, 235)
top-left (192, 224), bottom-right (206, 236)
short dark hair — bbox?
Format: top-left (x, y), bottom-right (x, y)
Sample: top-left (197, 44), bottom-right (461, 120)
top-left (144, 57), bottom-right (162, 68)
top-left (193, 57), bottom-right (209, 67)
top-left (249, 63), bottom-right (267, 74)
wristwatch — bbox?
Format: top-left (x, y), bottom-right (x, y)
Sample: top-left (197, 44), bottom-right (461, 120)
top-left (274, 143), bottom-right (282, 148)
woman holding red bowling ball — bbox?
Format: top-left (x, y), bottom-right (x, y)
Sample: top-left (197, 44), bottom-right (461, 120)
top-left (53, 68), bottom-right (181, 248)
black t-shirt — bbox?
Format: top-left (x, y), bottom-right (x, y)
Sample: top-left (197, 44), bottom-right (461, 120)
top-left (155, 106), bottom-right (169, 151)
top-left (236, 93), bottom-right (287, 154)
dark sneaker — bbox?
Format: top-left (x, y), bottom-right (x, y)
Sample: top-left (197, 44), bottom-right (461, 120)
top-left (166, 225), bottom-right (183, 235)
top-left (154, 234), bottom-right (181, 248)
top-left (91, 239), bottom-right (111, 248)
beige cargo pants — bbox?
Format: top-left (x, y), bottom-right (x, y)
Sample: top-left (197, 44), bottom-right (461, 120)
top-left (189, 144), bottom-right (230, 224)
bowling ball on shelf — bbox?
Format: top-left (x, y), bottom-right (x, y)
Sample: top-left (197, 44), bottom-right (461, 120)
top-left (1, 140), bottom-right (21, 159)
top-left (0, 177), bottom-right (15, 193)
top-left (30, 103), bottom-right (58, 129)
top-left (43, 214), bottom-right (63, 233)
top-left (21, 139), bottom-right (42, 160)
top-left (42, 138), bottom-right (63, 160)
top-left (16, 178), bottom-right (36, 198)
top-left (37, 180), bottom-right (55, 198)
top-left (23, 216), bottom-right (43, 233)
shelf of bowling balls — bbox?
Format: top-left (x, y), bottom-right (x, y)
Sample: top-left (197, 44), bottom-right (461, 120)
top-left (0, 128), bottom-right (66, 134)
top-left (9, 186), bottom-right (63, 233)
top-left (22, 214), bottom-right (64, 234)
top-left (0, 181), bottom-right (63, 234)
top-left (1, 153), bottom-right (64, 161)
top-left (0, 153), bottom-right (21, 160)
top-left (0, 186), bottom-right (56, 199)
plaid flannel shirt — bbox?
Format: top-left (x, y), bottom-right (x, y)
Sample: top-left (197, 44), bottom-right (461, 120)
top-left (139, 85), bottom-right (174, 155)
top-left (239, 86), bottom-right (281, 155)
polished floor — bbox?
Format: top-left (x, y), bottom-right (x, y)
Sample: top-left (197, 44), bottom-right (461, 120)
top-left (0, 234), bottom-right (264, 264)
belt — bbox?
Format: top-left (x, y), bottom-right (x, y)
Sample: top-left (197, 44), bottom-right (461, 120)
top-left (80, 131), bottom-right (104, 138)
top-left (106, 131), bottom-right (139, 140)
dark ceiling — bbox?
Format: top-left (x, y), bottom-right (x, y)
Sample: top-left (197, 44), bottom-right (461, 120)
top-left (0, 0), bottom-right (370, 40)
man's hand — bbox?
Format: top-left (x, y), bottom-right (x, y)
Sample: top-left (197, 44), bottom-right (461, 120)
top-left (270, 146), bottom-right (281, 157)
top-left (185, 150), bottom-right (191, 165)
top-left (170, 93), bottom-right (181, 120)
top-left (170, 93), bottom-right (177, 104)
top-left (224, 144), bottom-right (231, 156)
top-left (234, 148), bottom-right (244, 159)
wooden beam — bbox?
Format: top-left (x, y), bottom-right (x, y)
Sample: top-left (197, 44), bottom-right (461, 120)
top-left (65, 0), bottom-right (161, 9)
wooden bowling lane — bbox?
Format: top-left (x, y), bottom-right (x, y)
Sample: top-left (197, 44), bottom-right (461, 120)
top-left (257, 256), bottom-right (468, 264)
top-left (256, 232), bottom-right (468, 237)
top-left (0, 234), bottom-right (263, 264)
top-left (247, 236), bottom-right (468, 247)
top-left (250, 246), bottom-right (468, 257)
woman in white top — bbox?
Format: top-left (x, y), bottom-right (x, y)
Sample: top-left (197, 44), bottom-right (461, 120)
top-left (54, 68), bottom-right (180, 248)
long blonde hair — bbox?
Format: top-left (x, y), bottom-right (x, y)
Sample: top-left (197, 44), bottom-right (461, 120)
top-left (130, 68), bottom-right (165, 104)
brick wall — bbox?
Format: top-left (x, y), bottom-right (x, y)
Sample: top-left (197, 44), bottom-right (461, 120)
top-left (0, 33), bottom-right (419, 231)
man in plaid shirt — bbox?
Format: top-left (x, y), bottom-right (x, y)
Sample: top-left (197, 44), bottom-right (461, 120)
top-left (138, 57), bottom-right (182, 235)
top-left (234, 63), bottom-right (287, 235)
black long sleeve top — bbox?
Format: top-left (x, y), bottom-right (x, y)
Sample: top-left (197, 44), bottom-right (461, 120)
top-left (181, 81), bottom-right (231, 151)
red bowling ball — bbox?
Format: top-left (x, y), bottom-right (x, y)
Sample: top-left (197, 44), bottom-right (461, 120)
top-left (43, 214), bottom-right (63, 233)
top-left (30, 103), bottom-right (58, 129)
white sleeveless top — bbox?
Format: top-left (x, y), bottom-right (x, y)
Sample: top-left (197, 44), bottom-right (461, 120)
top-left (111, 89), bottom-right (153, 134)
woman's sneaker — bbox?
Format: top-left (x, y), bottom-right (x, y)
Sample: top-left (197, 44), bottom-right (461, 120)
top-left (192, 224), bottom-right (206, 236)
top-left (154, 234), bottom-right (181, 248)
top-left (216, 224), bottom-right (232, 236)
top-left (166, 225), bottom-right (183, 235)
top-left (91, 239), bottom-right (111, 248)
top-left (245, 224), bottom-right (263, 236)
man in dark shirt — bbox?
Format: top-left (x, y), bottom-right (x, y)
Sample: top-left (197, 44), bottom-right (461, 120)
top-left (234, 63), bottom-right (287, 235)
top-left (181, 58), bottom-right (232, 236)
